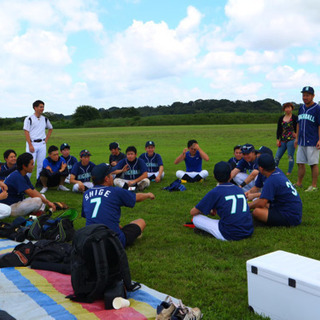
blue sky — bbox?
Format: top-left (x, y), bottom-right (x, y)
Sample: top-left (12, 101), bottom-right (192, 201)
top-left (1, 0), bottom-right (320, 117)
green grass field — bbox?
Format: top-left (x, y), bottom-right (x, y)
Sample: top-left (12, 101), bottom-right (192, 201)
top-left (1, 124), bottom-right (320, 319)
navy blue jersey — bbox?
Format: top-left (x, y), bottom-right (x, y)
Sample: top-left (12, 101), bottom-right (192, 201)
top-left (298, 103), bottom-right (320, 146)
top-left (71, 161), bottom-right (96, 182)
top-left (139, 152), bottom-right (163, 173)
top-left (255, 172), bottom-right (267, 188)
top-left (81, 185), bottom-right (136, 247)
top-left (196, 183), bottom-right (253, 241)
top-left (61, 155), bottom-right (77, 173)
top-left (236, 157), bottom-right (258, 174)
top-left (0, 164), bottom-right (17, 180)
top-left (228, 157), bottom-right (245, 172)
top-left (109, 152), bottom-right (126, 165)
top-left (115, 158), bottom-right (147, 180)
top-left (260, 168), bottom-right (302, 225)
top-left (185, 150), bottom-right (202, 172)
top-left (0, 170), bottom-right (34, 205)
top-left (43, 156), bottom-right (66, 173)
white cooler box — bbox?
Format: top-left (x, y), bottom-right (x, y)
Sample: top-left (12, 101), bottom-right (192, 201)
top-left (247, 250), bottom-right (320, 320)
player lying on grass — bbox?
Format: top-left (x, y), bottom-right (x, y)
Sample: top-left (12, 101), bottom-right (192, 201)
top-left (249, 154), bottom-right (302, 226)
top-left (190, 161), bottom-right (254, 241)
top-left (70, 149), bottom-right (95, 193)
top-left (113, 146), bottom-right (150, 191)
top-left (174, 139), bottom-right (209, 182)
top-left (81, 163), bottom-right (155, 248)
top-left (0, 153), bottom-right (56, 218)
top-left (139, 140), bottom-right (164, 182)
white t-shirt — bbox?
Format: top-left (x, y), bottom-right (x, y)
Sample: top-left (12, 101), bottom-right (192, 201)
top-left (23, 114), bottom-right (53, 141)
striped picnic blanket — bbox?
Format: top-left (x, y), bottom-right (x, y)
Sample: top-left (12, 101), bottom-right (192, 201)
top-left (0, 239), bottom-right (170, 320)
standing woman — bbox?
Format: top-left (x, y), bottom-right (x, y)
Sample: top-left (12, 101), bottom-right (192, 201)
top-left (275, 102), bottom-right (298, 175)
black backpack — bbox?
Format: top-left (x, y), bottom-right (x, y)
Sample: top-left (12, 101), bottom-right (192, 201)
top-left (68, 224), bottom-right (140, 303)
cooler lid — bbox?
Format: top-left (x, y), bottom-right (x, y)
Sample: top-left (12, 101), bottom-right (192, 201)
top-left (247, 250), bottom-right (320, 296)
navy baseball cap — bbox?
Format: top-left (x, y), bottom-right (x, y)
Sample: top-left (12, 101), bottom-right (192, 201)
top-left (109, 142), bottom-right (121, 150)
top-left (60, 143), bottom-right (70, 151)
top-left (214, 161), bottom-right (231, 183)
top-left (301, 86), bottom-right (314, 94)
top-left (145, 141), bottom-right (155, 147)
top-left (258, 153), bottom-right (275, 171)
top-left (241, 144), bottom-right (255, 154)
top-left (91, 163), bottom-right (113, 184)
top-left (80, 149), bottom-right (91, 157)
top-left (256, 146), bottom-right (273, 157)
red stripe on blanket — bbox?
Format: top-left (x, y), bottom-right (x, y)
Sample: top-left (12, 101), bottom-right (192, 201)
top-left (35, 270), bottom-right (147, 320)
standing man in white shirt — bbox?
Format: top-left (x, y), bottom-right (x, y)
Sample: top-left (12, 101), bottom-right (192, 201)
top-left (23, 100), bottom-right (53, 179)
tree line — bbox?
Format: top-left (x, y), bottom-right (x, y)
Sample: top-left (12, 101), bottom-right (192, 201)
top-left (1, 98), bottom-right (297, 130)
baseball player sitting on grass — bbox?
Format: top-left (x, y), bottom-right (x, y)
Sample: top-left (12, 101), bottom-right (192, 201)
top-left (39, 145), bottom-right (69, 194)
top-left (109, 142), bottom-right (126, 167)
top-left (245, 146), bottom-right (274, 201)
top-left (0, 153), bottom-right (56, 218)
top-left (0, 149), bottom-right (17, 181)
top-left (249, 154), bottom-right (302, 226)
top-left (174, 140), bottom-right (209, 182)
top-left (113, 146), bottom-right (150, 191)
top-left (139, 141), bottom-right (164, 182)
top-left (190, 161), bottom-right (253, 241)
top-left (228, 145), bottom-right (243, 169)
top-left (82, 163), bottom-right (155, 248)
top-left (60, 143), bottom-right (77, 184)
top-left (70, 149), bottom-right (95, 193)
top-left (230, 143), bottom-right (259, 192)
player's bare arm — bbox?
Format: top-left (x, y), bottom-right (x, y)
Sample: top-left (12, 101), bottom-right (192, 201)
top-left (294, 123), bottom-right (299, 148)
top-left (155, 165), bottom-right (164, 182)
top-left (242, 169), bottom-right (259, 186)
top-left (0, 190), bottom-right (8, 200)
top-left (25, 188), bottom-right (56, 211)
top-left (174, 148), bottom-right (187, 164)
top-left (45, 129), bottom-right (53, 144)
top-left (128, 171), bottom-right (148, 186)
top-left (316, 126), bottom-right (320, 149)
top-left (194, 144), bottom-right (209, 161)
top-left (248, 198), bottom-right (268, 210)
top-left (190, 207), bottom-right (201, 216)
top-left (59, 162), bottom-right (67, 172)
top-left (112, 164), bottom-right (129, 176)
top-left (136, 192), bottom-right (155, 202)
top-left (0, 181), bottom-right (8, 191)
top-left (24, 130), bottom-right (35, 153)
top-left (230, 168), bottom-right (240, 180)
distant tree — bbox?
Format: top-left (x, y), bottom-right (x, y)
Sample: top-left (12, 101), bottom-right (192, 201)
top-left (72, 105), bottom-right (101, 126)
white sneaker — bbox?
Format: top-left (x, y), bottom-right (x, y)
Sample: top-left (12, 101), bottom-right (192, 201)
top-left (57, 185), bottom-right (70, 192)
top-left (40, 187), bottom-right (48, 194)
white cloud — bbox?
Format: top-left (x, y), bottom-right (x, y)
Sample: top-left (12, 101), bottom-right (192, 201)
top-left (266, 65), bottom-right (320, 89)
top-left (5, 30), bottom-right (71, 66)
top-left (225, 0), bottom-right (320, 50)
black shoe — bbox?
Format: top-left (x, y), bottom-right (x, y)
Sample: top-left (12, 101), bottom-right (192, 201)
top-left (194, 227), bottom-right (212, 237)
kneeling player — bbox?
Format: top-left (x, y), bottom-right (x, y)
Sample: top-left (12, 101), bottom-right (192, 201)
top-left (249, 154), bottom-right (302, 226)
top-left (190, 161), bottom-right (253, 241)
top-left (81, 163), bottom-right (155, 247)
